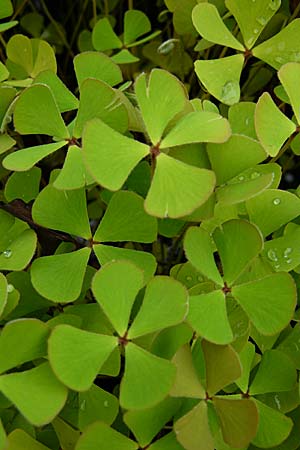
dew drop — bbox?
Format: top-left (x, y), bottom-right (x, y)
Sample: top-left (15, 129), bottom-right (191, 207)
top-left (104, 400), bottom-right (109, 407)
top-left (267, 249), bottom-right (278, 262)
top-left (250, 171), bottom-right (260, 179)
top-left (274, 394), bottom-right (281, 409)
top-left (283, 248), bottom-right (292, 258)
top-left (245, 118), bottom-right (249, 126)
top-left (247, 37), bottom-right (255, 46)
top-left (197, 275), bottom-right (203, 282)
top-left (221, 81), bottom-right (239, 104)
top-left (80, 400), bottom-right (86, 411)
top-left (238, 175), bottom-right (245, 181)
top-left (3, 249), bottom-right (12, 258)
top-left (273, 198), bottom-right (281, 205)
top-left (157, 39), bottom-right (177, 55)
top-left (186, 276), bottom-right (193, 282)
top-left (256, 17), bottom-right (267, 26)
top-left (254, 28), bottom-right (259, 34)
top-left (269, 0), bottom-right (280, 11)
top-left (274, 264), bottom-right (280, 269)
top-left (275, 56), bottom-right (284, 64)
top-left (7, 284), bottom-right (14, 293)
top-left (286, 258), bottom-right (292, 264)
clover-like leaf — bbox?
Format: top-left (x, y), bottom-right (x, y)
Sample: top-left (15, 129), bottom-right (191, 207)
top-left (92, 261), bottom-right (144, 336)
top-left (202, 340), bottom-right (241, 396)
top-left (92, 18), bottom-right (122, 51)
top-left (253, 19), bottom-right (300, 69)
top-left (213, 219), bottom-right (263, 286)
top-left (225, 0), bottom-right (280, 49)
top-left (232, 273), bottom-right (296, 335)
top-left (207, 135), bottom-right (266, 185)
top-left (144, 153), bottom-right (215, 218)
top-left (48, 325), bottom-right (118, 391)
top-left (124, 9), bottom-right (151, 45)
top-left (170, 344), bottom-right (206, 399)
top-left (249, 349), bottom-right (297, 395)
top-left (192, 3), bottom-right (244, 51)
top-left (75, 421), bottom-right (138, 450)
top-left (278, 62), bottom-right (300, 125)
top-left (53, 145), bottom-right (92, 190)
top-left (124, 397), bottom-right (181, 447)
top-left (134, 69), bottom-right (188, 145)
top-left (6, 429), bottom-right (52, 450)
top-left (120, 342), bottom-right (176, 410)
top-left (73, 52), bottom-right (123, 88)
top-left (3, 141), bottom-right (67, 171)
top-left (184, 227), bottom-right (223, 286)
top-left (252, 399), bottom-right (293, 447)
top-left (0, 0), bottom-right (13, 19)
top-left (0, 228), bottom-right (37, 271)
top-left (5, 166), bottom-right (41, 202)
top-left (128, 276), bottom-right (188, 339)
top-left (174, 401), bottom-right (214, 450)
top-left (6, 34), bottom-right (33, 75)
top-left (33, 70), bottom-right (79, 112)
top-left (187, 291), bottom-right (233, 345)
top-left (262, 224), bottom-right (300, 272)
top-left (74, 78), bottom-right (128, 137)
top-left (93, 244), bottom-right (157, 284)
top-left (94, 191), bottom-right (157, 243)
top-left (246, 189), bottom-right (300, 236)
top-left (0, 362), bottom-right (67, 426)
top-left (0, 134), bottom-right (16, 155)
top-left (32, 184), bottom-right (91, 239)
top-left (31, 248), bottom-right (91, 303)
top-left (83, 118), bottom-right (148, 191)
top-left (195, 55), bottom-right (244, 106)
top-left (160, 111), bottom-right (231, 148)
top-left (235, 342), bottom-right (256, 393)
top-left (13, 84), bottom-right (69, 139)
top-left (0, 319), bottom-right (49, 374)
top-left (212, 397), bottom-right (258, 448)
top-left (255, 92), bottom-right (296, 156)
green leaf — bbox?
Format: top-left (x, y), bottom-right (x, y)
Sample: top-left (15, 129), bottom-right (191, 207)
top-left (277, 324), bottom-right (300, 369)
top-left (0, 86), bottom-right (16, 129)
top-left (262, 225), bottom-right (300, 272)
top-left (195, 55), bottom-right (244, 105)
top-left (144, 153), bottom-right (216, 218)
top-left (48, 325), bottom-right (118, 391)
top-left (184, 227), bottom-right (223, 286)
top-left (202, 340), bottom-right (241, 395)
top-left (0, 318), bottom-right (49, 374)
top-left (252, 399), bottom-right (293, 448)
top-left (0, 134), bottom-right (16, 155)
top-left (187, 291), bottom-right (233, 345)
top-left (94, 191), bottom-right (157, 243)
top-left (33, 70), bottom-right (79, 113)
top-left (32, 185), bottom-right (91, 239)
top-left (232, 273), bottom-right (296, 335)
top-left (83, 118), bottom-right (148, 190)
top-left (246, 189), bottom-right (300, 236)
top-left (93, 244), bottom-right (156, 284)
top-left (225, 0), bottom-right (280, 49)
top-left (112, 49), bottom-right (140, 64)
top-left (192, 3), bottom-right (244, 51)
top-left (53, 146), bottom-right (91, 190)
top-left (13, 84), bottom-right (69, 139)
top-left (92, 18), bottom-right (122, 51)
top-left (124, 10), bottom-right (151, 45)
top-left (0, 0), bottom-right (13, 19)
top-left (31, 248), bottom-right (91, 303)
top-left (151, 324), bottom-right (194, 360)
top-left (216, 172), bottom-right (273, 205)
top-left (6, 429), bottom-right (51, 450)
top-left (278, 62), bottom-right (300, 125)
top-left (78, 384), bottom-right (119, 430)
top-left (170, 344), bottom-right (206, 398)
top-left (135, 69), bottom-right (188, 144)
top-left (207, 135), bottom-right (266, 185)
top-left (5, 167), bottom-right (41, 202)
top-left (253, 19), bottom-right (300, 69)
top-left (6, 34), bottom-right (33, 75)
top-left (73, 52), bottom-right (123, 88)
top-left (74, 78), bottom-right (127, 138)
top-left (213, 397), bottom-right (258, 448)
top-left (174, 401), bottom-right (214, 450)
top-left (2, 141), bottom-right (66, 171)
top-left (75, 421), bottom-right (138, 450)
top-left (0, 20), bottom-right (17, 33)
top-left (0, 362), bottom-right (67, 426)
top-left (228, 102), bottom-right (257, 139)
top-left (255, 92), bottom-right (296, 156)
top-left (235, 342), bottom-right (256, 393)
top-left (0, 229), bottom-right (37, 271)
top-left (124, 397), bottom-right (180, 446)
top-left (160, 111), bottom-right (231, 148)
top-left (0, 273), bottom-right (7, 318)
top-left (120, 343), bottom-right (176, 409)
top-left (213, 219), bottom-right (263, 285)
top-left (249, 350), bottom-right (297, 395)
top-left (52, 417), bottom-right (80, 450)
top-left (128, 276), bottom-right (188, 339)
top-left (92, 260), bottom-right (144, 336)
top-left (148, 432), bottom-right (185, 450)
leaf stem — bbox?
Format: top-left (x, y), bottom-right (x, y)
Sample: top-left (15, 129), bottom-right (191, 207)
top-left (270, 132), bottom-right (298, 163)
top-left (128, 0), bottom-right (133, 9)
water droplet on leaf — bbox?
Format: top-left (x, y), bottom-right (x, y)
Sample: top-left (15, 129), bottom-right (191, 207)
top-left (254, 28), bottom-right (259, 34)
top-left (283, 248), bottom-right (292, 258)
top-left (7, 284), bottom-right (14, 293)
top-left (238, 175), bottom-right (245, 181)
top-left (80, 400), bottom-right (86, 411)
top-left (250, 171), bottom-right (260, 179)
top-left (256, 17), bottom-right (267, 26)
top-left (104, 401), bottom-right (109, 407)
top-left (267, 249), bottom-right (278, 262)
top-left (273, 198), bottom-right (281, 205)
top-left (3, 249), bottom-right (12, 258)
top-left (186, 276), bottom-right (192, 282)
top-left (286, 258), bottom-right (292, 264)
top-left (221, 81), bottom-right (239, 105)
top-left (157, 39), bottom-right (178, 55)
